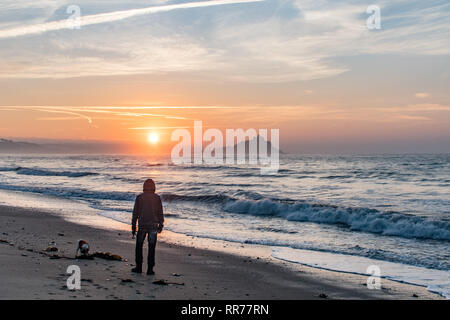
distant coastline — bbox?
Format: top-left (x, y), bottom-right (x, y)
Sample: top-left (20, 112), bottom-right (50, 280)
top-left (0, 138), bottom-right (284, 155)
top-left (0, 138), bottom-right (131, 154)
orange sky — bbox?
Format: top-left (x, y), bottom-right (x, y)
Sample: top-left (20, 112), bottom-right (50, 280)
top-left (1, 103), bottom-right (449, 154)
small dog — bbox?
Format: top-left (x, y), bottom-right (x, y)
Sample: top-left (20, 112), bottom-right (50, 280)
top-left (76, 240), bottom-right (90, 257)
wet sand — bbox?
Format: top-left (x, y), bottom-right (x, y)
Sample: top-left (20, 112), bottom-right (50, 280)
top-left (0, 205), bottom-right (442, 300)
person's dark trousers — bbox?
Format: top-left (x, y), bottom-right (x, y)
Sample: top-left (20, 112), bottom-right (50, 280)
top-left (135, 228), bottom-right (158, 270)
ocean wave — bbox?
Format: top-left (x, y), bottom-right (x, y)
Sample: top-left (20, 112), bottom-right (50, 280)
top-left (0, 184), bottom-right (135, 202)
top-left (161, 193), bottom-right (230, 203)
top-left (0, 166), bottom-right (98, 178)
top-left (253, 227), bottom-right (297, 234)
top-left (158, 192), bottom-right (450, 241)
top-left (0, 167), bottom-right (19, 172)
top-left (0, 179), bottom-right (448, 241)
top-left (146, 163), bottom-right (164, 167)
top-left (223, 199), bottom-right (450, 241)
top-left (16, 167), bottom-right (98, 178)
top-left (320, 175), bottom-right (353, 179)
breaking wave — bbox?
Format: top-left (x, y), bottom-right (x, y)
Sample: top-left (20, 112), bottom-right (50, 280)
top-left (0, 180), bottom-right (448, 241)
top-left (162, 193), bottom-right (450, 241)
top-left (0, 167), bottom-right (98, 178)
top-left (222, 198), bottom-right (450, 241)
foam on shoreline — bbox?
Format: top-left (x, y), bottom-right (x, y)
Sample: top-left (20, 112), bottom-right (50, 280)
top-left (272, 247), bottom-right (450, 299)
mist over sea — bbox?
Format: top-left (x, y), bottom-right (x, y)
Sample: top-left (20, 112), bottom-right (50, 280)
top-left (0, 154), bottom-right (449, 296)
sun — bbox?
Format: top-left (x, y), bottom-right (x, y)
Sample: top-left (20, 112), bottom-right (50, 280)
top-left (147, 133), bottom-right (159, 144)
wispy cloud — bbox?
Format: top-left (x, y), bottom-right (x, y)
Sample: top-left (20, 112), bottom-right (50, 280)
top-left (37, 116), bottom-right (82, 121)
top-left (415, 93), bottom-right (430, 98)
top-left (0, 106), bottom-right (236, 125)
top-left (0, 0), bottom-right (264, 39)
top-left (129, 126), bottom-right (191, 130)
top-left (0, 0), bottom-right (449, 82)
top-left (394, 115), bottom-right (432, 121)
top-left (32, 108), bottom-right (93, 124)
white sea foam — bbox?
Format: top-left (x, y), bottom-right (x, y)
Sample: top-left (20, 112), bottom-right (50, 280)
top-left (272, 247), bottom-right (450, 298)
top-left (224, 199), bottom-right (450, 241)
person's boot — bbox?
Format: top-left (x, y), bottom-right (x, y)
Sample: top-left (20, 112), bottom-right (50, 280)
top-left (147, 269), bottom-right (155, 276)
top-left (132, 265), bottom-right (142, 274)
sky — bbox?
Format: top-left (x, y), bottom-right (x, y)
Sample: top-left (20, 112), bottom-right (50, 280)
top-left (0, 0), bottom-right (449, 153)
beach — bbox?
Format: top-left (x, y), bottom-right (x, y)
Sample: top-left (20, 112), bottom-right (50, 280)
top-left (0, 204), bottom-right (442, 300)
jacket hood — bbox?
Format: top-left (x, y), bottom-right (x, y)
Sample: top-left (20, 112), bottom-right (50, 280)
top-left (143, 179), bottom-right (156, 193)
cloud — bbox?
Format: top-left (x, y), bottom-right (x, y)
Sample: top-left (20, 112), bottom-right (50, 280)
top-left (0, 0), bottom-right (264, 39)
top-left (32, 108), bottom-right (93, 124)
top-left (390, 103), bottom-right (450, 112)
top-left (415, 92), bottom-right (430, 98)
top-left (0, 106), bottom-right (235, 125)
top-left (394, 115), bottom-right (432, 121)
top-left (129, 126), bottom-right (191, 130)
top-left (0, 0), bottom-right (449, 82)
top-left (37, 117), bottom-right (83, 121)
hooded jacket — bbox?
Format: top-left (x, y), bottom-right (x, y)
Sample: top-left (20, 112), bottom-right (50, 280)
top-left (132, 180), bottom-right (164, 232)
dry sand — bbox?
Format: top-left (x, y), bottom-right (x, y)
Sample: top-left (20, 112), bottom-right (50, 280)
top-left (0, 204), bottom-right (443, 300)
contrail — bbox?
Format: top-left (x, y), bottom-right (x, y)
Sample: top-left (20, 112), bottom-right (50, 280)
top-left (33, 108), bottom-right (93, 124)
top-left (0, 0), bottom-right (264, 39)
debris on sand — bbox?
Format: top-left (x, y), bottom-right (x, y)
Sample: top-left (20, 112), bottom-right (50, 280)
top-left (38, 246), bottom-right (122, 262)
top-left (76, 255), bottom-right (95, 260)
top-left (92, 252), bottom-right (122, 261)
top-left (73, 252), bottom-right (122, 261)
top-left (82, 279), bottom-right (94, 283)
top-left (0, 239), bottom-right (9, 244)
top-left (172, 273), bottom-right (182, 277)
top-left (153, 279), bottom-right (185, 286)
top-left (121, 279), bottom-right (134, 284)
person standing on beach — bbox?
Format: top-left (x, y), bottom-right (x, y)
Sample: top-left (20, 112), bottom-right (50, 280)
top-left (131, 179), bottom-right (164, 275)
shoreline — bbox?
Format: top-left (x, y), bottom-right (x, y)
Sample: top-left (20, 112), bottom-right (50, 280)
top-left (0, 204), bottom-right (443, 300)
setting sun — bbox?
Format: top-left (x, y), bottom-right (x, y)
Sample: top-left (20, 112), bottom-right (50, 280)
top-left (148, 133), bottom-right (159, 144)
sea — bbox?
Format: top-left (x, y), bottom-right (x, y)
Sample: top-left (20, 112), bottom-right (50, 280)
top-left (0, 154), bottom-right (448, 297)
